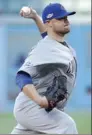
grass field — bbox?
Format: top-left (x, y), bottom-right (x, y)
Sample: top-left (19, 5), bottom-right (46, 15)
top-left (0, 111), bottom-right (91, 134)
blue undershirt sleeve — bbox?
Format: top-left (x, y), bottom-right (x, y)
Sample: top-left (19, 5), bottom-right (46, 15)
top-left (16, 71), bottom-right (33, 90)
top-left (41, 32), bottom-right (47, 38)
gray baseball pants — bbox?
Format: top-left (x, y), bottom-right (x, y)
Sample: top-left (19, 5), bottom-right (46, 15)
top-left (11, 100), bottom-right (78, 134)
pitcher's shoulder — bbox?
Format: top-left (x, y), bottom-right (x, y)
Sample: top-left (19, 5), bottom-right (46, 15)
top-left (68, 45), bottom-right (77, 58)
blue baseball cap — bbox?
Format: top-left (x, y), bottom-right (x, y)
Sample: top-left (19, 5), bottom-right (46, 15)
top-left (42, 3), bottom-right (76, 23)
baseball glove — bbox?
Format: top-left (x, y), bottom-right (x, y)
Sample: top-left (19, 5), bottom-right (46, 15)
top-left (45, 75), bottom-right (68, 112)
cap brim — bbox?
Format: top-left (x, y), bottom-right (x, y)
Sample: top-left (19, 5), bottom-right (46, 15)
top-left (55, 11), bottom-right (76, 19)
top-left (67, 11), bottom-right (76, 16)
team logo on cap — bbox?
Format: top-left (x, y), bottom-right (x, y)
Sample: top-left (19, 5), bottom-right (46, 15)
top-left (47, 13), bottom-right (53, 19)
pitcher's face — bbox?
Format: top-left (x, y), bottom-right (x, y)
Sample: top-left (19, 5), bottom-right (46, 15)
top-left (49, 16), bottom-right (70, 35)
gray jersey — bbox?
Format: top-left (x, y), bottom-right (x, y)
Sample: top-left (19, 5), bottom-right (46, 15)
top-left (17, 36), bottom-right (77, 110)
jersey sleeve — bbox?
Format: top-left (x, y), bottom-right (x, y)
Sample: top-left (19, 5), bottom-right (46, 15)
top-left (17, 56), bottom-right (33, 76)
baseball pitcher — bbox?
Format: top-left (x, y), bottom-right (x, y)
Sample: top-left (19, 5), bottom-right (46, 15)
top-left (11, 3), bottom-right (78, 134)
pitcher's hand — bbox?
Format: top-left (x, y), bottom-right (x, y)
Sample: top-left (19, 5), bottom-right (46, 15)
top-left (20, 7), bottom-right (37, 20)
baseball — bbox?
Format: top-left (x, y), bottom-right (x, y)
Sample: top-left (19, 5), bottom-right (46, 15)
top-left (21, 7), bottom-right (31, 15)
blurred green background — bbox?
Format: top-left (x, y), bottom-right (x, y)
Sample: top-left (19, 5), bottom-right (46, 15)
top-left (0, 111), bottom-right (91, 134)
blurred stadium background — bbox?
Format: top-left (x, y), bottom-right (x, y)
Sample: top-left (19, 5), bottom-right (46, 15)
top-left (0, 0), bottom-right (91, 134)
